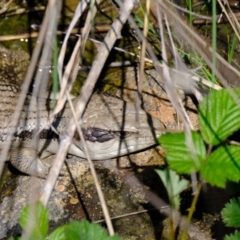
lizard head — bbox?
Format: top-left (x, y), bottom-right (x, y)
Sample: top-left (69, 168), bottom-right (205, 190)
top-left (72, 94), bottom-right (165, 160)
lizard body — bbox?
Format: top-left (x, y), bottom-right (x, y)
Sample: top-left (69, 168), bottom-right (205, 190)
top-left (0, 82), bottom-right (165, 177)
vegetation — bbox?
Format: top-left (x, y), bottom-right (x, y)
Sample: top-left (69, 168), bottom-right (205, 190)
top-left (9, 202), bottom-right (119, 240)
top-left (158, 88), bottom-right (240, 239)
top-left (1, 0), bottom-right (240, 239)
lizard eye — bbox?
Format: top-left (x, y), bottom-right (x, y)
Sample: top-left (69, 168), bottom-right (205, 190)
top-left (83, 128), bottom-right (113, 142)
top-left (80, 128), bottom-right (132, 142)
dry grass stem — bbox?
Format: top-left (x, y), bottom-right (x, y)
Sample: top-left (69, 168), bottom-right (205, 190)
top-left (52, 0), bottom-right (100, 117)
top-left (137, 0), bottom-right (150, 128)
top-left (157, 0), bottom-right (240, 88)
top-left (0, 5), bottom-right (45, 17)
top-left (156, 9), bottom-right (200, 179)
top-left (56, 0), bottom-right (89, 114)
top-left (67, 94), bottom-right (115, 235)
top-left (0, 25), bottom-right (111, 42)
top-left (30, 2), bottom-right (62, 183)
top-left (0, 0), bottom-right (13, 14)
top-left (94, 207), bottom-right (169, 223)
top-left (0, 0), bottom-right (60, 177)
top-left (217, 0), bottom-right (240, 40)
top-left (40, 0), bottom-right (137, 235)
top-left (30, 1), bottom-right (61, 106)
top-left (156, 4), bottom-right (203, 196)
top-left (158, 9), bottom-right (194, 130)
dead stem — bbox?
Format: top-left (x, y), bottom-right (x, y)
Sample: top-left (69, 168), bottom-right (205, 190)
top-left (56, 0), bottom-right (90, 110)
top-left (0, 0), bottom-right (60, 178)
top-left (217, 0), bottom-right (240, 40)
top-left (0, 5), bottom-right (45, 17)
top-left (0, 0), bottom-right (13, 14)
top-left (53, 0), bottom-right (100, 115)
top-left (40, 0), bottom-right (137, 235)
top-left (137, 0), bottom-right (150, 130)
top-left (0, 25), bottom-right (111, 42)
top-left (157, 0), bottom-right (240, 88)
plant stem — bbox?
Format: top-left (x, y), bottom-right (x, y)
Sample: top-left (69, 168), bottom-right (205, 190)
top-left (181, 183), bottom-right (202, 240)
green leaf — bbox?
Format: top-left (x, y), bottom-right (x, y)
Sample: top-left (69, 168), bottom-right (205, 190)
top-left (48, 226), bottom-right (66, 240)
top-left (133, 14), bottom-right (144, 28)
top-left (155, 168), bottom-right (189, 209)
top-left (19, 201), bottom-right (48, 239)
top-left (159, 131), bottom-right (206, 174)
top-left (224, 231), bottom-right (240, 240)
top-left (201, 145), bottom-right (240, 187)
top-left (221, 198), bottom-right (240, 227)
top-left (49, 220), bottom-right (119, 240)
top-left (199, 88), bottom-right (240, 145)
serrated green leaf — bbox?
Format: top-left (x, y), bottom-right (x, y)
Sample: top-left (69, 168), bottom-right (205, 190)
top-left (221, 198), bottom-right (240, 227)
top-left (56, 220), bottom-right (119, 240)
top-left (201, 146), bottom-right (240, 187)
top-left (159, 131), bottom-right (206, 174)
top-left (155, 168), bottom-right (189, 209)
top-left (224, 230), bottom-right (240, 240)
top-left (19, 201), bottom-right (48, 239)
top-left (199, 88), bottom-right (240, 145)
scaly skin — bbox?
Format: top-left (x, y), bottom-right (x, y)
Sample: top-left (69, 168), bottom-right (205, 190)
top-left (0, 82), bottom-right (165, 177)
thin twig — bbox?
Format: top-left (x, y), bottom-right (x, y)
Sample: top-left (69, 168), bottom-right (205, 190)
top-left (94, 207), bottom-right (169, 223)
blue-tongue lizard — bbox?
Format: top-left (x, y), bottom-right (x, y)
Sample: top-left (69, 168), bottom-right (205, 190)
top-left (0, 82), bottom-right (165, 178)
